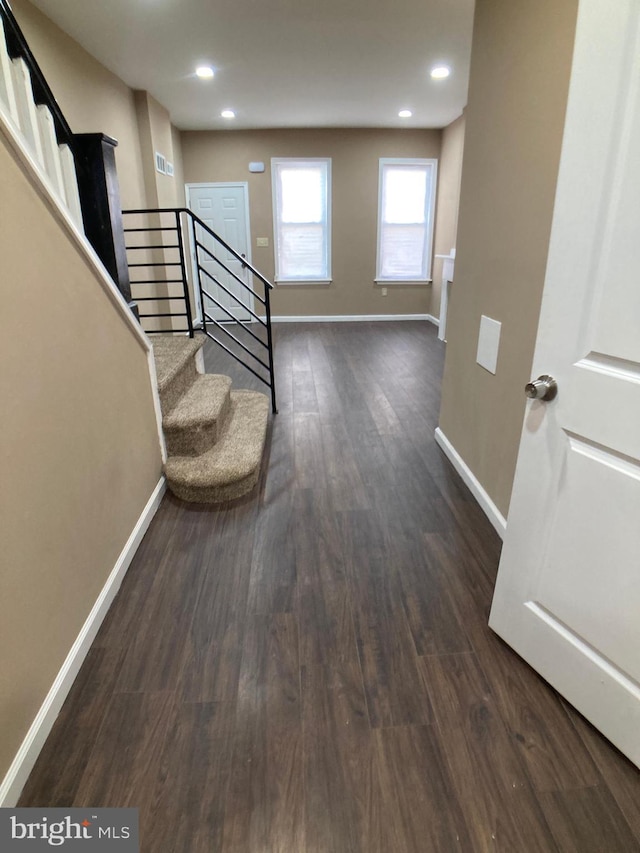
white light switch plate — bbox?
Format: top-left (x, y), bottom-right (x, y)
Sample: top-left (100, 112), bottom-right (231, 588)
top-left (256, 237), bottom-right (269, 247)
top-left (476, 315), bottom-right (501, 374)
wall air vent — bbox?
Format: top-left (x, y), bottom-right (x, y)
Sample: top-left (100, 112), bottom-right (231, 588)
top-left (155, 152), bottom-right (166, 174)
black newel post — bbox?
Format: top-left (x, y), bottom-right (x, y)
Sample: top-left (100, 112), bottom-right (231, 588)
top-left (73, 133), bottom-right (137, 318)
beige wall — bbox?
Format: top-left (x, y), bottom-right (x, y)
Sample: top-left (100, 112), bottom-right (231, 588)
top-left (431, 113), bottom-right (465, 319)
top-left (181, 128), bottom-right (441, 317)
top-left (131, 93), bottom-right (187, 330)
top-left (0, 133), bottom-right (163, 784)
top-left (171, 125), bottom-right (185, 207)
top-left (11, 0), bottom-right (147, 209)
top-left (134, 91), bottom-right (184, 209)
top-left (438, 0), bottom-right (579, 517)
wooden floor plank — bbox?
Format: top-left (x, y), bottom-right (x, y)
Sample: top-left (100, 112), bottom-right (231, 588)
top-left (180, 502), bottom-right (257, 703)
top-left (350, 563), bottom-right (433, 728)
top-left (113, 505), bottom-right (209, 693)
top-left (17, 646), bottom-right (127, 807)
top-left (294, 489), bottom-right (356, 667)
top-left (563, 703), bottom-right (640, 842)
top-left (246, 499), bottom-right (296, 616)
top-left (301, 662), bottom-right (380, 853)
top-left (221, 614), bottom-right (303, 853)
top-left (373, 724), bottom-right (474, 852)
top-left (538, 786), bottom-right (640, 853)
top-left (420, 652), bottom-right (559, 852)
top-left (423, 532), bottom-right (602, 794)
top-left (141, 701), bottom-right (236, 853)
top-left (73, 692), bottom-right (174, 811)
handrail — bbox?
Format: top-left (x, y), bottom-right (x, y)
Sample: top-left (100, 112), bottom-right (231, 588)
top-left (199, 280), bottom-right (269, 349)
top-left (0, 0), bottom-right (74, 149)
top-left (123, 207), bottom-right (274, 292)
top-left (121, 206), bottom-right (278, 413)
top-left (195, 238), bottom-right (267, 305)
top-left (199, 263), bottom-right (268, 325)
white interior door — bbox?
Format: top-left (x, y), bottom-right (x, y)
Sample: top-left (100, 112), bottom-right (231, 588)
top-left (187, 183), bottom-right (252, 323)
top-left (489, 0), bottom-right (640, 767)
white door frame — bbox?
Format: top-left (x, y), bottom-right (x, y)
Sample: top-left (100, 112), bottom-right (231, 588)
top-left (185, 182), bottom-right (253, 325)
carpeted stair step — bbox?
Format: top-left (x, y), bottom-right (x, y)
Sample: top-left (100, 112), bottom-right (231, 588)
top-left (153, 334), bottom-right (204, 415)
top-left (164, 390), bottom-right (270, 503)
top-left (163, 373), bottom-right (232, 457)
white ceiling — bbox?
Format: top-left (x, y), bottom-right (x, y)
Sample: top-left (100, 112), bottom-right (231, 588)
top-left (29, 0), bottom-right (475, 131)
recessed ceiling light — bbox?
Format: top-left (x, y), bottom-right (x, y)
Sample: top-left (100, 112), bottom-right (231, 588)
top-left (398, 109), bottom-right (412, 118)
top-left (221, 109), bottom-right (236, 119)
top-left (430, 65), bottom-right (450, 79)
top-left (195, 66), bottom-right (214, 79)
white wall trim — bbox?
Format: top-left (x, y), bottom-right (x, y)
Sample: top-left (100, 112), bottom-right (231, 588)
top-left (434, 427), bottom-right (507, 539)
top-left (258, 313), bottom-right (433, 323)
top-left (426, 314), bottom-right (440, 328)
top-left (0, 104), bottom-right (149, 354)
top-left (0, 477), bottom-right (167, 807)
top-left (272, 157), bottom-right (332, 282)
top-left (147, 348), bottom-right (167, 463)
top-left (376, 157), bottom-right (438, 282)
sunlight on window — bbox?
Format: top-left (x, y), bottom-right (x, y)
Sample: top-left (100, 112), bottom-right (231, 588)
top-left (280, 169), bottom-right (324, 223)
top-left (383, 169), bottom-right (427, 224)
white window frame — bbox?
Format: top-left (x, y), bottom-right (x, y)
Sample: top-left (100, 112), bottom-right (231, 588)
top-left (375, 158), bottom-right (438, 284)
top-left (271, 157), bottom-right (332, 285)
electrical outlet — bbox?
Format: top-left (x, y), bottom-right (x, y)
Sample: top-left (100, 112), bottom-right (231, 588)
top-left (256, 237), bottom-right (269, 248)
top-left (381, 287), bottom-right (388, 297)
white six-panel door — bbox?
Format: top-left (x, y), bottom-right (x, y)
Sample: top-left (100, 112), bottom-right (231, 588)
top-left (489, 0), bottom-right (640, 767)
top-left (186, 183), bottom-right (252, 324)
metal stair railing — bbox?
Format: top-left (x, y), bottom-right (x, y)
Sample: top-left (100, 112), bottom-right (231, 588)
top-left (121, 207), bottom-right (277, 414)
top-left (122, 209), bottom-right (194, 337)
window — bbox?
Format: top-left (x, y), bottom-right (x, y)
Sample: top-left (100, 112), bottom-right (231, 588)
top-left (272, 158), bottom-right (331, 283)
top-left (376, 158), bottom-right (437, 282)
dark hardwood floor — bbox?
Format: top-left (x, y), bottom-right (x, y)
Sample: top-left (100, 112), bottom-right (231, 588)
top-left (20, 322), bottom-right (640, 851)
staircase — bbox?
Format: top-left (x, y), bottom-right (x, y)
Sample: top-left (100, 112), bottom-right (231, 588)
top-left (1, 1), bottom-right (276, 504)
top-left (154, 334), bottom-right (270, 503)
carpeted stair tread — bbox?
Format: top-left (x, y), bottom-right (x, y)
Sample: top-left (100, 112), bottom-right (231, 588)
top-left (163, 373), bottom-right (232, 430)
top-left (164, 390), bottom-right (270, 503)
top-left (152, 335), bottom-right (204, 394)
top-left (162, 373), bottom-right (232, 456)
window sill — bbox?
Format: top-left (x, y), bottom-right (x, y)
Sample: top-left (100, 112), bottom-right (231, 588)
top-left (275, 279), bottom-right (333, 286)
top-left (374, 279), bottom-right (432, 286)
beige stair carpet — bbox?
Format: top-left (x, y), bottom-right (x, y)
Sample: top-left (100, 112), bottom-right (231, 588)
top-left (163, 373), bottom-right (232, 456)
top-left (152, 334), bottom-right (270, 503)
top-left (153, 335), bottom-right (203, 415)
top-left (165, 390), bottom-right (270, 503)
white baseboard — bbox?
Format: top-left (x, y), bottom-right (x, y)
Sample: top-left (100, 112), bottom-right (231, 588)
top-left (260, 314), bottom-right (432, 323)
top-left (0, 477), bottom-right (167, 807)
top-left (434, 427), bottom-right (507, 539)
top-left (425, 314), bottom-right (440, 328)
